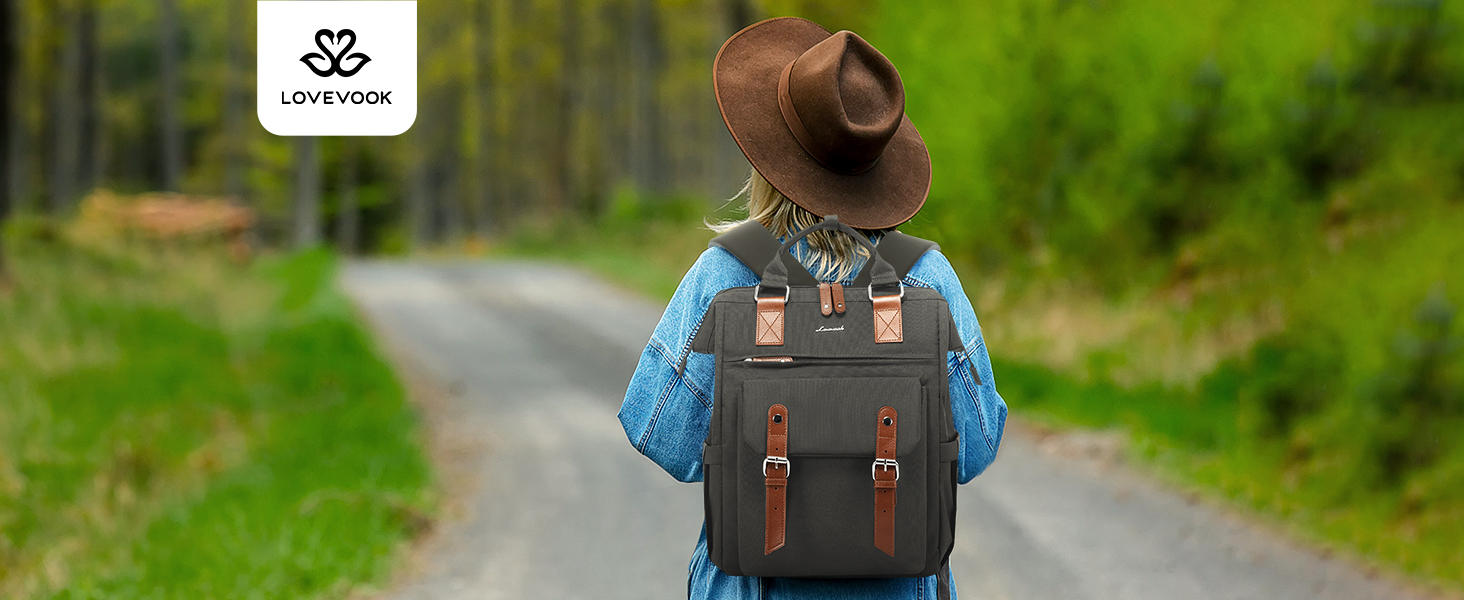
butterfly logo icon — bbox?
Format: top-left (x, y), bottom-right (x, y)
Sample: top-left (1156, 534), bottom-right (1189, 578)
top-left (300, 29), bottom-right (372, 77)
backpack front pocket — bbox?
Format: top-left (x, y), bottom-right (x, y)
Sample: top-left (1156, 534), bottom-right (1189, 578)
top-left (734, 376), bottom-right (929, 577)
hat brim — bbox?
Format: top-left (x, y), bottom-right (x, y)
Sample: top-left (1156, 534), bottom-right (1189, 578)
top-left (714, 17), bottom-right (931, 230)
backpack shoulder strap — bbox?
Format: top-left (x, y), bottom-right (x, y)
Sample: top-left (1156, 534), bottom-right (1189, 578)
top-left (852, 230), bottom-right (940, 286)
top-left (708, 221), bottom-right (820, 287)
top-left (857, 230), bottom-right (963, 353)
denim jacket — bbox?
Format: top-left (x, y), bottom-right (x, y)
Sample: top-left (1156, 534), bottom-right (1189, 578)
top-left (619, 235), bottom-right (1007, 600)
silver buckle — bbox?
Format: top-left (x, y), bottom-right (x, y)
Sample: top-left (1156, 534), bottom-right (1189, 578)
top-left (867, 283), bottom-right (905, 301)
top-left (763, 456), bottom-right (790, 476)
top-left (753, 284), bottom-right (789, 304)
top-left (872, 458), bottom-right (899, 480)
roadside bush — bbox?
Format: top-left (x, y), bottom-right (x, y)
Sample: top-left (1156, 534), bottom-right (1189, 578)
top-left (1351, 0), bottom-right (1462, 99)
top-left (1364, 284), bottom-right (1463, 487)
top-left (1234, 330), bottom-right (1346, 442)
top-left (1281, 57), bottom-right (1371, 195)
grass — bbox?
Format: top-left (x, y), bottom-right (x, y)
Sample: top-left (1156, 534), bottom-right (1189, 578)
top-left (0, 218), bottom-right (432, 599)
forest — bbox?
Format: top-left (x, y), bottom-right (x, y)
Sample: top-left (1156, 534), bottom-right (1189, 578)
top-left (2, 0), bottom-right (1464, 596)
top-left (0, 0), bottom-right (802, 258)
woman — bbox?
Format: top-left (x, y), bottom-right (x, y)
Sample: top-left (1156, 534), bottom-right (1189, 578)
top-left (618, 17), bottom-right (1006, 599)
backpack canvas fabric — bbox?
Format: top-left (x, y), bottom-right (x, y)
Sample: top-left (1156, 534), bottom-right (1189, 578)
top-left (692, 218), bottom-right (962, 579)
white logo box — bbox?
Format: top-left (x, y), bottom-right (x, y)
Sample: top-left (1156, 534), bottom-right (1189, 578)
top-left (257, 1), bottom-right (417, 136)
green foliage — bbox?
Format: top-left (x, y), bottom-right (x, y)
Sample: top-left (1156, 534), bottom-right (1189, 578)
top-left (1234, 330), bottom-right (1346, 440)
top-left (1352, 0), bottom-right (1463, 98)
top-left (1364, 284), bottom-right (1463, 487)
top-left (0, 229), bottom-right (431, 598)
top-left (872, 0), bottom-right (1464, 288)
top-left (602, 184), bottom-right (716, 227)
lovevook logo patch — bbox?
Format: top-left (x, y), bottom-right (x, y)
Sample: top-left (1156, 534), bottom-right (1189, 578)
top-left (257, 2), bottom-right (417, 136)
top-left (282, 28), bottom-right (390, 107)
top-left (301, 29), bottom-right (371, 77)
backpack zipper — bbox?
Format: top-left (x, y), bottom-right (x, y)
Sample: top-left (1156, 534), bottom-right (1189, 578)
top-left (736, 354), bottom-right (975, 383)
top-left (739, 355), bottom-right (928, 363)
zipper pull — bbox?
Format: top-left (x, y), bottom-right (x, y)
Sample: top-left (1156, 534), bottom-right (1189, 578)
top-left (819, 283), bottom-right (833, 316)
top-left (831, 282), bottom-right (846, 314)
top-left (745, 356), bottom-right (794, 363)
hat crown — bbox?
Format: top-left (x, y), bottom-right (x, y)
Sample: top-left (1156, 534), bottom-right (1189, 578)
top-left (781, 31), bottom-right (906, 174)
top-left (712, 17), bottom-right (931, 229)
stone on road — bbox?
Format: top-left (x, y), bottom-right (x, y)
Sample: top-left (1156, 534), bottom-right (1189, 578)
top-left (341, 260), bottom-right (1432, 600)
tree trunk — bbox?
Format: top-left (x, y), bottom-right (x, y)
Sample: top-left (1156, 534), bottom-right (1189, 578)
top-left (335, 138), bottom-right (359, 254)
top-left (473, 0), bottom-right (496, 237)
top-left (629, 0), bottom-right (666, 195)
top-left (438, 145), bottom-right (463, 245)
top-left (48, 5), bottom-right (83, 215)
top-left (508, 0), bottom-right (534, 225)
top-left (588, 0), bottom-right (629, 217)
top-left (223, 0), bottom-right (247, 202)
top-left (158, 0), bottom-right (183, 191)
top-left (0, 0), bottom-right (15, 282)
top-left (714, 0), bottom-right (756, 197)
top-left (78, 0), bottom-right (101, 195)
top-left (292, 136), bottom-right (321, 248)
top-left (726, 0), bottom-right (756, 32)
top-left (407, 154), bottom-right (430, 251)
top-left (406, 117), bottom-right (431, 251)
top-left (556, 0), bottom-right (581, 215)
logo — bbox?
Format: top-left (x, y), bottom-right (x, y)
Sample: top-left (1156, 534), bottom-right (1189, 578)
top-left (815, 325), bottom-right (845, 333)
top-left (257, 1), bottom-right (416, 136)
top-left (300, 29), bottom-right (371, 77)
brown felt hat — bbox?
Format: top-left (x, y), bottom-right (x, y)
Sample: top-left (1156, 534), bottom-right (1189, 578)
top-left (714, 17), bottom-right (931, 230)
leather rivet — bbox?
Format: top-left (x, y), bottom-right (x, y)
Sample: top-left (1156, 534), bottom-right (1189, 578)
top-left (883, 416), bottom-right (892, 426)
top-left (773, 414), bottom-right (783, 423)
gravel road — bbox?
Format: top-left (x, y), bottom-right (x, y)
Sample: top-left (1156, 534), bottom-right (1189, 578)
top-left (341, 260), bottom-right (1432, 600)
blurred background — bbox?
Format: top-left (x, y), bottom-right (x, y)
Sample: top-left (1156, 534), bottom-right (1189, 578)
top-left (2, 0), bottom-right (1463, 597)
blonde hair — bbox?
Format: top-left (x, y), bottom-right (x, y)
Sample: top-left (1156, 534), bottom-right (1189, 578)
top-left (708, 169), bottom-right (887, 283)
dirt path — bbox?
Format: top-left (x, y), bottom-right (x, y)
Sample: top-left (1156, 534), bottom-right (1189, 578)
top-left (342, 259), bottom-right (1434, 600)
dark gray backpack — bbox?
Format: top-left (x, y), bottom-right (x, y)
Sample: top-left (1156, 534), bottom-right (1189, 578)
top-left (692, 216), bottom-right (963, 580)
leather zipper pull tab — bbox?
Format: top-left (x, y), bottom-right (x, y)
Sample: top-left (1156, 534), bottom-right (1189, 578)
top-left (819, 283), bottom-right (833, 316)
top-left (831, 283), bottom-right (846, 314)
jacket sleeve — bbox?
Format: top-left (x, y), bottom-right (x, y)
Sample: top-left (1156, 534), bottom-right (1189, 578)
top-left (618, 248), bottom-right (756, 483)
top-left (906, 250), bottom-right (1007, 484)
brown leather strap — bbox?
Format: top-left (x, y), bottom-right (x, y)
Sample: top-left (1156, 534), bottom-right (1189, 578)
top-left (831, 282), bottom-right (846, 313)
top-left (765, 404), bottom-right (790, 554)
top-left (756, 295), bottom-right (786, 345)
top-left (818, 283), bottom-right (833, 316)
top-left (874, 406), bottom-right (898, 556)
top-left (872, 294), bottom-right (903, 343)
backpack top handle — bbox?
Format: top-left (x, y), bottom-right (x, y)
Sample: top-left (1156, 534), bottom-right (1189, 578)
top-left (757, 215), bottom-right (901, 299)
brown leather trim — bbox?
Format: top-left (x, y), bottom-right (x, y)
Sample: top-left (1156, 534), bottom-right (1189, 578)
top-left (831, 282), bottom-right (846, 314)
top-left (874, 406), bottom-right (898, 556)
top-left (765, 404), bottom-right (790, 554)
top-left (872, 294), bottom-right (903, 343)
top-left (818, 283), bottom-right (833, 316)
top-left (756, 296), bottom-right (786, 346)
